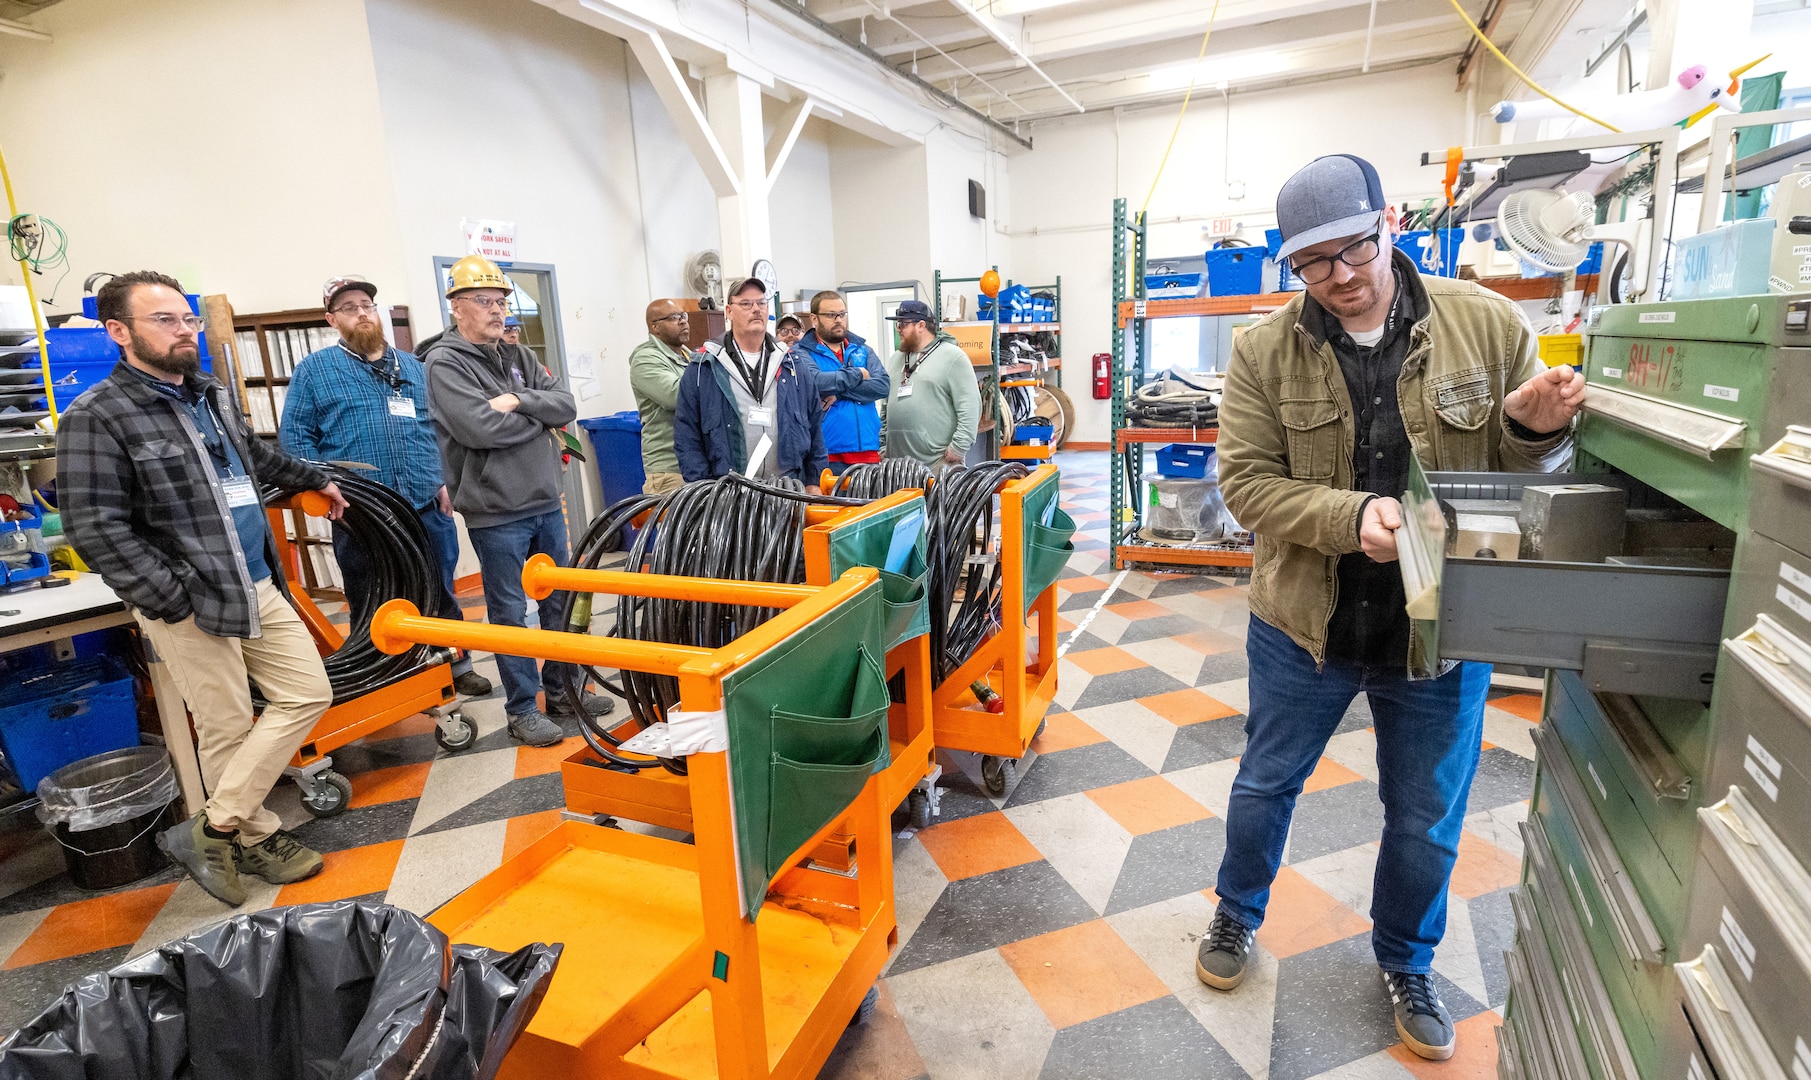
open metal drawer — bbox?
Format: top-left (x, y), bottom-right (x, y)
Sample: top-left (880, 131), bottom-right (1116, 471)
top-left (1399, 460), bottom-right (1732, 698)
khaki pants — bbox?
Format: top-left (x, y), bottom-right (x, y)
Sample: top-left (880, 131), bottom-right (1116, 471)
top-left (643, 471), bottom-right (685, 496)
top-left (133, 579), bottom-right (332, 844)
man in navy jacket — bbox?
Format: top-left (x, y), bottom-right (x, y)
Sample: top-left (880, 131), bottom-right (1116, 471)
top-left (792, 289), bottom-right (888, 476)
top-left (675, 277), bottom-right (826, 491)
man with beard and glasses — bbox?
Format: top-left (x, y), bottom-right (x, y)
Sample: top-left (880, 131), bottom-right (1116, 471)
top-left (792, 289), bottom-right (887, 477)
top-left (424, 254), bottom-right (614, 749)
top-left (1199, 155), bottom-right (1582, 1061)
top-left (280, 275), bottom-right (491, 699)
top-left (58, 271), bottom-right (353, 907)
top-left (674, 276), bottom-right (825, 488)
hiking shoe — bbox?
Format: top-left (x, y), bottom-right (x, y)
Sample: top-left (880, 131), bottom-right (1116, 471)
top-left (507, 709), bottom-right (566, 747)
top-left (453, 669), bottom-right (494, 697)
top-left (235, 829), bottom-right (324, 884)
top-left (156, 813), bottom-right (247, 906)
top-left (1196, 911), bottom-right (1255, 990)
top-left (1384, 970), bottom-right (1455, 1060)
top-left (544, 690), bottom-right (615, 719)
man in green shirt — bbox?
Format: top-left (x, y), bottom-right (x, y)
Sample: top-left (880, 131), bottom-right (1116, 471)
top-left (628, 299), bottom-right (693, 495)
top-left (881, 300), bottom-right (980, 471)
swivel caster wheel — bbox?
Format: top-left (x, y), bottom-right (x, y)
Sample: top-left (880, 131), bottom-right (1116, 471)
top-left (300, 770), bottom-right (353, 818)
top-left (435, 710), bottom-right (477, 752)
top-left (906, 788), bottom-right (933, 831)
top-left (848, 986), bottom-right (879, 1028)
top-left (980, 755), bottom-right (1016, 798)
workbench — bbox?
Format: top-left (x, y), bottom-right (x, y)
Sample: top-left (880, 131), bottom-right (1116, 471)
top-left (0, 573), bottom-right (205, 818)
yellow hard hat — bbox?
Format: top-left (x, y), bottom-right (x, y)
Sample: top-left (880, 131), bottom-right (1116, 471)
top-left (445, 254), bottom-right (512, 298)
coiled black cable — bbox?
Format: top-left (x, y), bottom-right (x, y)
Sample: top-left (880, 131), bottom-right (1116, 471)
top-left (829, 458), bottom-right (932, 500)
top-left (924, 461), bottom-right (1029, 684)
top-left (260, 466), bottom-right (447, 706)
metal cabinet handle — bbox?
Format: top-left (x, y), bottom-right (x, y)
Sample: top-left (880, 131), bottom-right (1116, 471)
top-left (1582, 383), bottom-right (1747, 460)
top-left (1593, 691), bottom-right (1692, 801)
top-left (1751, 425), bottom-right (1811, 493)
top-left (1726, 615), bottom-right (1811, 726)
top-left (1674, 946), bottom-right (1788, 1080)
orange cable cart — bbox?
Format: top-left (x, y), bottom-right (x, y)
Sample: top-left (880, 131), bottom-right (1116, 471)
top-left (370, 567), bottom-right (895, 1080)
top-left (930, 463), bottom-right (1068, 795)
top-left (265, 490), bottom-right (472, 816)
top-left (559, 490), bottom-right (939, 839)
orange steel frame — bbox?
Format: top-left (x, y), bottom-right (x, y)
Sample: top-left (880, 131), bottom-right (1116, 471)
top-left (558, 491), bottom-right (936, 841)
top-left (265, 491), bottom-right (455, 768)
top-left (370, 569), bottom-right (894, 1080)
top-left (930, 464), bottom-right (1060, 759)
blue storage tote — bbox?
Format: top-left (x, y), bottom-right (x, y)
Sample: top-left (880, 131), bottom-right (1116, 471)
top-left (1393, 229), bottom-right (1464, 277)
top-left (1204, 248), bottom-right (1263, 296)
top-left (0, 656), bottom-right (138, 792)
top-left (1144, 273), bottom-right (1203, 298)
top-left (1155, 443), bottom-right (1213, 478)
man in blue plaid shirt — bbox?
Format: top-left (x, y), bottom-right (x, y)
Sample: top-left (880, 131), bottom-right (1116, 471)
top-left (281, 275), bottom-right (491, 698)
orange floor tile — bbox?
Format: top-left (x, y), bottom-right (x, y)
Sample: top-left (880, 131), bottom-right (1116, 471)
top-left (998, 920), bottom-right (1171, 1029)
top-left (1253, 868), bottom-right (1373, 960)
top-left (1139, 687), bottom-right (1242, 726)
top-left (4, 883), bottom-right (178, 970)
top-left (914, 811), bottom-right (1042, 881)
top-left (1086, 775), bottom-right (1212, 835)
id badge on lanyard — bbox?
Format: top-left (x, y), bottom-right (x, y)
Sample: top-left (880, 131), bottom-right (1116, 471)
top-left (388, 395), bottom-right (417, 418)
top-left (222, 475), bottom-right (259, 508)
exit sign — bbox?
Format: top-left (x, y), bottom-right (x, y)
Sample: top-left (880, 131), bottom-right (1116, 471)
top-left (1207, 217), bottom-right (1236, 238)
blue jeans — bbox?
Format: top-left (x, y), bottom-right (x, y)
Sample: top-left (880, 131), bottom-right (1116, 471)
top-left (333, 503), bottom-right (472, 676)
top-left (465, 508), bottom-right (581, 717)
top-left (1215, 614), bottom-right (1490, 973)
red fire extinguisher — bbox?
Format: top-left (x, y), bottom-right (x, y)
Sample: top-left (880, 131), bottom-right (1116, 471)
top-left (1092, 352), bottom-right (1111, 400)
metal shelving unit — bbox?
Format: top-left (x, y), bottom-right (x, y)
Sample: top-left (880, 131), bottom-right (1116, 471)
top-left (1108, 197), bottom-right (1267, 571)
top-left (934, 269), bottom-right (1066, 458)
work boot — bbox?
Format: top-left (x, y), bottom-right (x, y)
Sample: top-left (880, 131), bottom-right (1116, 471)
top-left (1383, 970), bottom-right (1456, 1060)
top-left (453, 669), bottom-right (494, 697)
top-left (507, 709), bottom-right (565, 747)
top-left (1195, 910), bottom-right (1255, 990)
top-left (157, 813), bottom-right (247, 906)
top-left (235, 829), bottom-right (324, 884)
top-left (544, 689), bottom-right (615, 719)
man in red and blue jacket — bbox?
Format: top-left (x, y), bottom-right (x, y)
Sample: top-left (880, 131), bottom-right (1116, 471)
top-left (792, 290), bottom-right (889, 476)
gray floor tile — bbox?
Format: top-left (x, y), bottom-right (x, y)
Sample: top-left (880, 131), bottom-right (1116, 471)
top-left (0, 945), bottom-right (132, 1037)
top-left (1466, 748), bottom-right (1536, 814)
top-left (1468, 885), bottom-right (1517, 1010)
top-left (1003, 741), bottom-right (1153, 809)
top-left (1286, 781), bottom-right (1386, 865)
top-left (1104, 816), bottom-right (1228, 915)
top-left (1194, 652), bottom-right (1250, 685)
top-left (1161, 716), bottom-right (1248, 773)
top-left (1040, 994), bottom-right (1246, 1079)
top-left (1070, 667), bottom-right (1192, 710)
top-left (414, 773), bottom-right (565, 836)
top-left (888, 860), bottom-right (1097, 975)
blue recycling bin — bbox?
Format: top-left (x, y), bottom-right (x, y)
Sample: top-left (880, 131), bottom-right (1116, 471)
top-left (578, 412), bottom-right (649, 551)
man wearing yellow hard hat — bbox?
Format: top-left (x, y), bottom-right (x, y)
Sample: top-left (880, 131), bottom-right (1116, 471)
top-left (422, 254), bottom-right (615, 747)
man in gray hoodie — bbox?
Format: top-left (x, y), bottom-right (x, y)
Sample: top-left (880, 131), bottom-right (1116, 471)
top-left (424, 255), bottom-right (612, 746)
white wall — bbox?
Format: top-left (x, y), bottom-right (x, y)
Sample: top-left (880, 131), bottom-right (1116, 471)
top-left (626, 61), bottom-right (722, 302)
top-left (0, 0), bottom-right (407, 314)
top-left (1008, 64), bottom-right (1471, 441)
top-left (829, 127), bottom-right (931, 290)
top-left (768, 117), bottom-right (839, 301)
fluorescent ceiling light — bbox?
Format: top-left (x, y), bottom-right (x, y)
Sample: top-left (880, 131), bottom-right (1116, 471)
top-left (985, 0), bottom-right (1089, 15)
top-left (1146, 52), bottom-right (1288, 92)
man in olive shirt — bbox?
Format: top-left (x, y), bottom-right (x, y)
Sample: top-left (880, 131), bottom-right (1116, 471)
top-left (881, 300), bottom-right (979, 472)
top-left (628, 299), bottom-right (693, 495)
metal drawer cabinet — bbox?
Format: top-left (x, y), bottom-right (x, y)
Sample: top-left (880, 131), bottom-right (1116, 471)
top-left (1545, 673), bottom-right (1692, 944)
top-left (1400, 462), bottom-right (1732, 699)
top-left (1711, 614), bottom-right (1811, 872)
top-left (1724, 533), bottom-right (1811, 649)
top-left (1746, 426), bottom-right (1811, 556)
top-left (1508, 887), bottom-right (1599, 1080)
top-left (1521, 812), bottom-right (1646, 1080)
top-left (1675, 945), bottom-right (1791, 1080)
top-left (1679, 788), bottom-right (1811, 1079)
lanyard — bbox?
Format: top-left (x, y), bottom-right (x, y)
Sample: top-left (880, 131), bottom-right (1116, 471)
top-left (727, 337), bottom-right (775, 401)
top-left (344, 344), bottom-right (403, 391)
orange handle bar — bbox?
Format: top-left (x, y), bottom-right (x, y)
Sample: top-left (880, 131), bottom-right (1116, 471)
top-left (268, 489), bottom-right (333, 517)
top-left (521, 554), bottom-right (820, 605)
top-left (368, 598), bottom-right (715, 674)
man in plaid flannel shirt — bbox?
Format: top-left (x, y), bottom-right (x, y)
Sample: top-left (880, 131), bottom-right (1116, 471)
top-left (58, 271), bottom-right (350, 907)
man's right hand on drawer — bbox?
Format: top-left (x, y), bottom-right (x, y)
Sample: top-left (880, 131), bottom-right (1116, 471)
top-left (1359, 496), bottom-right (1403, 563)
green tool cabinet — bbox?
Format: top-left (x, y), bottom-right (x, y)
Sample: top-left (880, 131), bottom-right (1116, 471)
top-left (1397, 293), bottom-right (1811, 1080)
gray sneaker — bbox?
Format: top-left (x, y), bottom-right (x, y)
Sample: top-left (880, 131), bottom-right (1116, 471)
top-left (157, 813), bottom-right (247, 907)
top-left (544, 690), bottom-right (615, 719)
top-left (1383, 970), bottom-right (1455, 1060)
top-left (1195, 911), bottom-right (1255, 990)
top-left (507, 709), bottom-right (566, 747)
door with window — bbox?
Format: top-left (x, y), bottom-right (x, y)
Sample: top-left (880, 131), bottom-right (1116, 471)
top-left (432, 258), bottom-right (589, 538)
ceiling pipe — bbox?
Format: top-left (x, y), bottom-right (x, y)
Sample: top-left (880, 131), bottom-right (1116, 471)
top-left (946, 0), bottom-right (1085, 113)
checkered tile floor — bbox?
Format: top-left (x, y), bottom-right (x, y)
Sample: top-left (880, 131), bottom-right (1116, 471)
top-left (0, 452), bottom-right (1538, 1080)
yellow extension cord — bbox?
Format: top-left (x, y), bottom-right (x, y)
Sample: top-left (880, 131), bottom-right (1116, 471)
top-left (0, 138), bottom-right (58, 422)
top-left (1445, 0), bottom-right (1621, 133)
top-left (1136, 0), bottom-right (1222, 224)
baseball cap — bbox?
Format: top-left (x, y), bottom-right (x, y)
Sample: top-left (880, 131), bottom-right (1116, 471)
top-left (323, 275), bottom-right (377, 309)
top-left (504, 316), bottom-right (521, 328)
top-left (886, 299), bottom-right (934, 324)
top-left (1274, 155), bottom-right (1387, 262)
top-left (725, 277), bottom-right (767, 301)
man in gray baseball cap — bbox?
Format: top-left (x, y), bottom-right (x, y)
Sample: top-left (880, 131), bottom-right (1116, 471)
top-left (1196, 153), bottom-right (1586, 1062)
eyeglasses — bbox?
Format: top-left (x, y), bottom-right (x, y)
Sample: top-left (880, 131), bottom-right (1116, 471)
top-left (729, 299), bottom-right (770, 311)
top-left (119, 313), bottom-right (206, 333)
top-left (653, 312), bottom-right (690, 323)
top-left (1290, 232), bottom-right (1383, 285)
top-left (454, 295), bottom-right (512, 311)
top-left (332, 301), bottom-right (380, 316)
top-left (816, 310), bottom-right (849, 321)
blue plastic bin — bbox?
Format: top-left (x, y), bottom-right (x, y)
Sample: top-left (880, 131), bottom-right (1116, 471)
top-left (1156, 443), bottom-right (1213, 478)
top-left (1393, 229), bottom-right (1464, 277)
top-left (0, 656), bottom-right (138, 793)
top-left (1204, 248), bottom-right (1263, 296)
top-left (578, 412), bottom-right (648, 508)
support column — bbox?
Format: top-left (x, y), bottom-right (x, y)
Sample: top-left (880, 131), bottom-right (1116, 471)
top-left (1645, 0), bottom-right (1754, 94)
top-left (705, 71), bottom-right (773, 280)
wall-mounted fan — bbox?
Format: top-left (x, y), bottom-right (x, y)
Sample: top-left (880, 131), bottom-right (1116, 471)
top-left (683, 250), bottom-right (723, 309)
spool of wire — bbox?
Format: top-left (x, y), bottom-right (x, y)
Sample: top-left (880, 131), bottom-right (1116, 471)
top-left (260, 466), bottom-right (448, 705)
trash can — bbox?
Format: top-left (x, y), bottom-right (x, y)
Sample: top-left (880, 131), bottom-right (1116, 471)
top-left (0, 901), bottom-right (562, 1080)
top-left (578, 411), bottom-right (649, 551)
top-left (35, 745), bottom-right (181, 890)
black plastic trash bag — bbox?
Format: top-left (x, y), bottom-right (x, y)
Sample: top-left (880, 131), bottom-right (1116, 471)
top-left (0, 901), bottom-right (560, 1080)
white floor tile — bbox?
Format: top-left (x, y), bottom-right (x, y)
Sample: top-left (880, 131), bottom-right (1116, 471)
top-left (1003, 792), bottom-right (1132, 914)
top-left (888, 949), bottom-right (1055, 1080)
